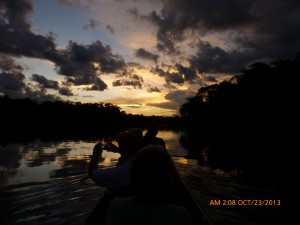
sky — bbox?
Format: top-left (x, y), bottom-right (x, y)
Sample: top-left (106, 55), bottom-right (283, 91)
top-left (0, 0), bottom-right (300, 116)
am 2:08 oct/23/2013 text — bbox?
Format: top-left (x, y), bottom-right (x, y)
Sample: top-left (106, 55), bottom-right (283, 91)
top-left (209, 199), bottom-right (281, 206)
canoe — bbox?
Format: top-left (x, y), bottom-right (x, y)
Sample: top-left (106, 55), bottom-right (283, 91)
top-left (171, 170), bottom-right (213, 225)
top-left (86, 169), bottom-right (212, 225)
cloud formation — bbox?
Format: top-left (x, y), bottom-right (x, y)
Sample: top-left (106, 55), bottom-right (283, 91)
top-left (0, 72), bottom-right (26, 93)
top-left (112, 72), bottom-right (144, 89)
top-left (58, 86), bottom-right (74, 96)
top-left (106, 24), bottom-right (115, 34)
top-left (56, 0), bottom-right (90, 8)
top-left (147, 86), bottom-right (161, 93)
top-left (87, 77), bottom-right (108, 91)
top-left (165, 89), bottom-right (193, 107)
top-left (135, 48), bottom-right (159, 63)
top-left (0, 55), bottom-right (24, 73)
top-left (0, 72), bottom-right (60, 101)
top-left (54, 41), bottom-right (125, 90)
top-left (0, 0), bottom-right (126, 95)
top-left (31, 73), bottom-right (75, 96)
top-left (31, 74), bottom-right (59, 90)
top-left (83, 19), bottom-right (100, 30)
top-left (151, 67), bottom-right (184, 85)
top-left (147, 89), bottom-right (193, 111)
top-left (133, 0), bottom-right (300, 72)
top-left (189, 41), bottom-right (254, 73)
top-left (0, 0), bottom-right (57, 60)
top-left (175, 63), bottom-right (197, 81)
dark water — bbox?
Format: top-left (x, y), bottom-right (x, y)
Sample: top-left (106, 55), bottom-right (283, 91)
top-left (0, 130), bottom-right (299, 225)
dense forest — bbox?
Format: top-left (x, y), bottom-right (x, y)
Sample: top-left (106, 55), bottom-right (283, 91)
top-left (180, 54), bottom-right (299, 188)
top-left (0, 96), bottom-right (181, 142)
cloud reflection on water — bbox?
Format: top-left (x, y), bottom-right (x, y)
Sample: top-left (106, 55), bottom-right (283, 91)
top-left (0, 131), bottom-right (192, 187)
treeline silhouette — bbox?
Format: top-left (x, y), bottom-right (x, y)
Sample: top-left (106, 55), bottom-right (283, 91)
top-left (1, 96), bottom-right (181, 143)
top-left (180, 54), bottom-right (299, 188)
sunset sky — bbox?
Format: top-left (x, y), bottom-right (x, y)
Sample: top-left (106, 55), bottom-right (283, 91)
top-left (1, 0), bottom-right (299, 116)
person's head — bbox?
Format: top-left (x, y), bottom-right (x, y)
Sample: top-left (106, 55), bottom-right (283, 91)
top-left (116, 131), bottom-right (140, 158)
top-left (128, 128), bottom-right (143, 143)
top-left (145, 124), bottom-right (158, 138)
top-left (129, 145), bottom-right (175, 203)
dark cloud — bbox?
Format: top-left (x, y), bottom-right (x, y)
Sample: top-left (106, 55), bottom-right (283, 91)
top-left (146, 102), bottom-right (178, 110)
top-left (0, 72), bottom-right (26, 92)
top-left (66, 74), bottom-right (95, 85)
top-left (147, 89), bottom-right (193, 111)
top-left (54, 41), bottom-right (124, 90)
top-left (106, 24), bottom-right (115, 34)
top-left (151, 66), bottom-right (184, 84)
top-left (165, 90), bottom-right (192, 106)
top-left (189, 40), bottom-right (255, 73)
top-left (66, 74), bottom-right (107, 91)
top-left (149, 62), bottom-right (206, 86)
top-left (163, 82), bottom-right (177, 89)
top-left (112, 72), bottom-right (144, 89)
top-left (0, 71), bottom-right (60, 101)
top-left (135, 0), bottom-right (253, 53)
top-left (134, 0), bottom-right (300, 71)
top-left (147, 101), bottom-right (177, 110)
top-left (129, 8), bottom-right (181, 54)
top-left (127, 62), bottom-right (145, 70)
top-left (0, 55), bottom-right (23, 72)
top-left (87, 77), bottom-right (108, 91)
top-left (175, 63), bottom-right (197, 81)
top-left (27, 88), bottom-right (61, 102)
top-left (232, 1), bottom-right (300, 60)
top-left (31, 74), bottom-right (59, 89)
top-left (58, 86), bottom-right (74, 96)
top-left (56, 41), bottom-right (126, 75)
top-left (56, 0), bottom-right (91, 8)
top-left (0, 1), bottom-right (126, 93)
top-left (147, 86), bottom-right (161, 93)
top-left (112, 79), bottom-right (143, 89)
top-left (166, 73), bottom-right (184, 84)
top-left (135, 48), bottom-right (159, 63)
top-left (127, 62), bottom-right (140, 67)
top-left (127, 105), bottom-right (142, 109)
top-left (205, 75), bottom-right (218, 83)
top-left (0, 0), bottom-right (58, 60)
top-left (128, 8), bottom-right (140, 20)
top-left (159, 0), bottom-right (253, 30)
top-left (83, 19), bottom-right (100, 30)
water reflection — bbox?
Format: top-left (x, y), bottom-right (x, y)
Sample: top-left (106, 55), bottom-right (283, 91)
top-left (0, 131), bottom-right (195, 225)
top-left (1, 131), bottom-right (189, 188)
top-left (153, 130), bottom-right (189, 157)
top-left (0, 139), bottom-right (122, 187)
top-left (0, 131), bottom-right (298, 225)
top-left (0, 144), bottom-right (22, 187)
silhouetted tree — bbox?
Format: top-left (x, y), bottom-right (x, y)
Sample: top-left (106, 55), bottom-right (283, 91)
top-left (0, 96), bottom-right (181, 143)
top-left (180, 53), bottom-right (299, 188)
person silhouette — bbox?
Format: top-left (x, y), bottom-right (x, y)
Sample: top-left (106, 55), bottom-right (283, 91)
top-left (141, 124), bottom-right (166, 149)
top-left (128, 128), bottom-right (143, 143)
top-left (105, 145), bottom-right (191, 225)
top-left (87, 130), bottom-right (142, 225)
top-left (89, 131), bottom-right (141, 190)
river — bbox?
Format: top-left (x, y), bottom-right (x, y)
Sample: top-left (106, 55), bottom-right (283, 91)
top-left (0, 130), bottom-right (298, 225)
